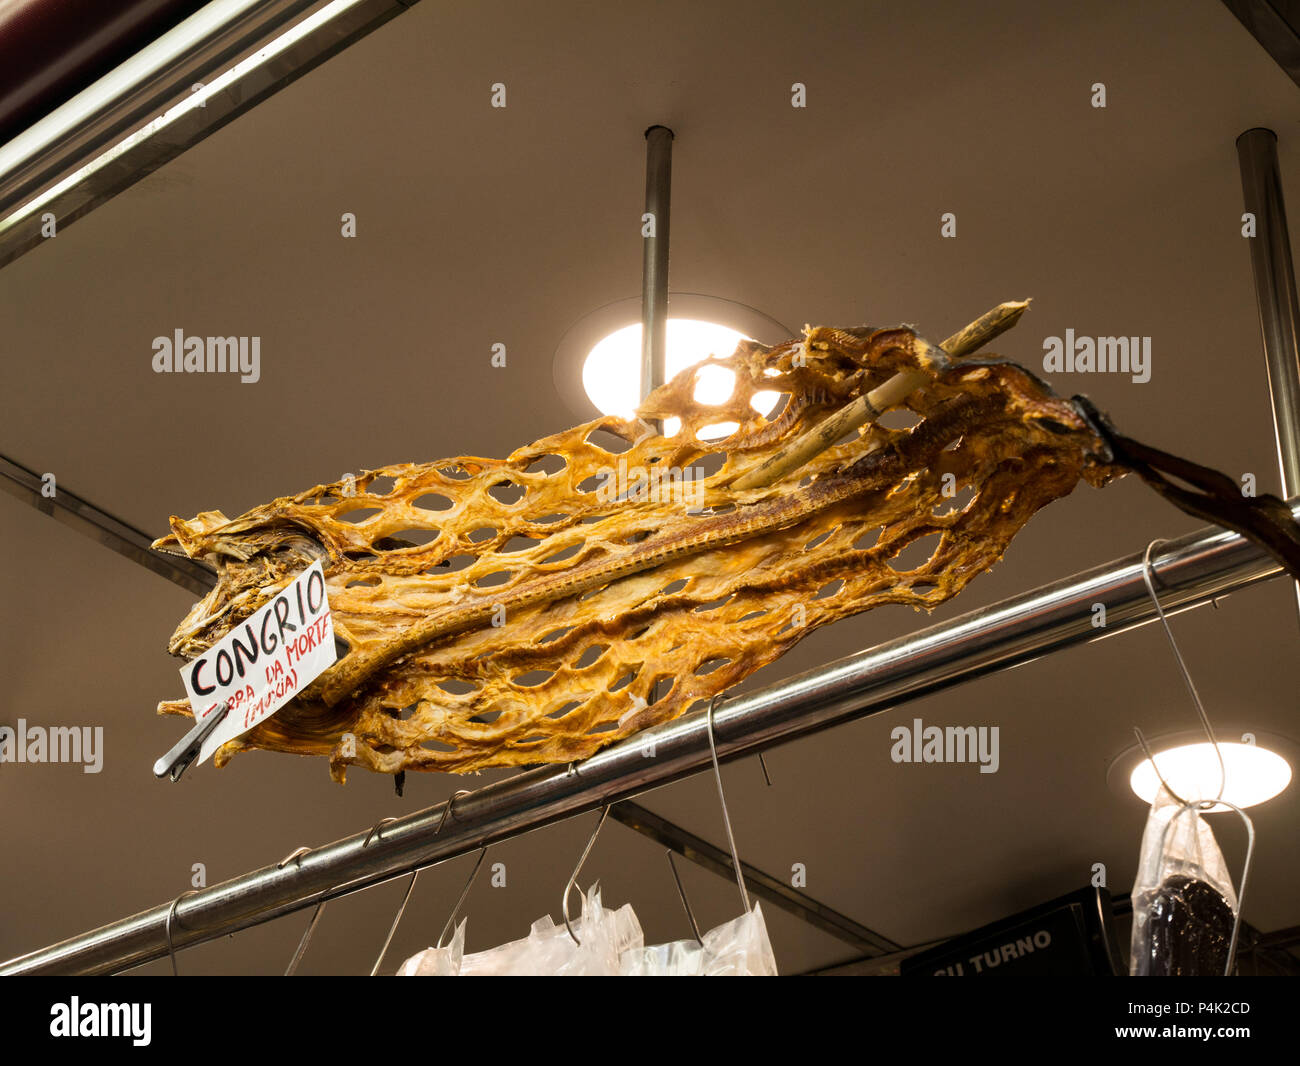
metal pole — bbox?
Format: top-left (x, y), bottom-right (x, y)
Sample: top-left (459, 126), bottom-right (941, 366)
top-left (610, 800), bottom-right (900, 955)
top-left (0, 452), bottom-right (216, 596)
top-left (0, 0), bottom-right (420, 272)
top-left (1237, 128), bottom-right (1300, 615)
top-left (640, 125), bottom-right (673, 403)
top-left (641, 125), bottom-right (672, 709)
top-left (3, 504), bottom-right (1293, 975)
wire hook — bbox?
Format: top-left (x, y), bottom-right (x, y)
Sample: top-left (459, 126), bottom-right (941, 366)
top-left (1136, 539), bottom-right (1226, 806)
top-left (563, 807), bottom-right (609, 945)
top-left (164, 890), bottom-right (197, 976)
top-left (369, 788), bottom-right (473, 975)
top-left (363, 817), bottom-right (398, 848)
top-left (285, 817), bottom-right (401, 977)
top-left (435, 789), bottom-right (472, 836)
top-left (666, 851), bottom-right (703, 944)
top-left (277, 846), bottom-right (312, 869)
top-left (1136, 539), bottom-right (1252, 975)
top-left (436, 846), bottom-right (490, 950)
top-left (708, 693), bottom-right (751, 913)
top-left (285, 899), bottom-right (327, 976)
top-left (370, 870), bottom-right (421, 976)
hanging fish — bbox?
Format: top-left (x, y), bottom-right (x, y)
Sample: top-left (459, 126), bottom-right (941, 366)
top-left (152, 302), bottom-right (1300, 781)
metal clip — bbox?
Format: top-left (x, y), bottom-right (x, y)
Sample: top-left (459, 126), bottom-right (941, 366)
top-left (153, 701), bottom-right (230, 782)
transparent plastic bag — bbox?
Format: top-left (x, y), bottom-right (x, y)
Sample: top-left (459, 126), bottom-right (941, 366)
top-left (398, 884), bottom-right (643, 976)
top-left (396, 918), bottom-right (465, 976)
top-left (462, 885), bottom-right (641, 976)
top-left (398, 888), bottom-right (778, 976)
top-left (619, 903), bottom-right (778, 976)
top-left (1129, 787), bottom-right (1238, 976)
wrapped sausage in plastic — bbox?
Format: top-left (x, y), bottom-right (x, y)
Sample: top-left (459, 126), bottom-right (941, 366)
top-left (1129, 787), bottom-right (1238, 976)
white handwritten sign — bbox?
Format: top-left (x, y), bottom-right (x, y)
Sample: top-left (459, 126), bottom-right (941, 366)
top-left (179, 560), bottom-right (336, 767)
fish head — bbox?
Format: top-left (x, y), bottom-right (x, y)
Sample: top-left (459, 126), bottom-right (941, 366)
top-left (153, 509), bottom-right (329, 658)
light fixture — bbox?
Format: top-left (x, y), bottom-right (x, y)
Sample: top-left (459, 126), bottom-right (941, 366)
top-left (1127, 740), bottom-right (1292, 812)
top-left (581, 318), bottom-right (785, 440)
top-left (552, 294), bottom-right (795, 429)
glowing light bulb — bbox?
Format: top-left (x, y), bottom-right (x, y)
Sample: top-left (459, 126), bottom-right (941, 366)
top-left (1129, 741), bottom-right (1291, 811)
top-left (582, 319), bottom-right (778, 422)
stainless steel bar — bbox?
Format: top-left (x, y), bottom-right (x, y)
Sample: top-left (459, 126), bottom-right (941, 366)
top-left (641, 124), bottom-right (672, 706)
top-left (0, 452), bottom-right (215, 596)
top-left (609, 800), bottom-right (900, 955)
top-left (640, 125), bottom-right (673, 402)
top-left (3, 504), bottom-right (1294, 975)
top-left (1221, 2), bottom-right (1300, 91)
top-left (1237, 128), bottom-right (1300, 622)
top-left (0, 0), bottom-right (420, 272)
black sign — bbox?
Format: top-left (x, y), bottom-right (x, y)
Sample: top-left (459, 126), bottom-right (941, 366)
top-left (901, 887), bottom-right (1123, 976)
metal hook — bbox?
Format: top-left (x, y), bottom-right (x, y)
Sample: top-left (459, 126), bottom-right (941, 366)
top-left (370, 870), bottom-right (420, 976)
top-left (164, 890), bottom-right (197, 976)
top-left (285, 899), bottom-right (327, 976)
top-left (563, 807), bottom-right (609, 945)
top-left (366, 790), bottom-right (467, 972)
top-left (666, 851), bottom-right (703, 944)
top-left (277, 846), bottom-right (312, 869)
top-left (436, 846), bottom-right (490, 950)
top-left (364, 817), bottom-right (398, 848)
top-left (707, 693), bottom-right (751, 913)
top-left (1138, 539), bottom-right (1226, 805)
top-left (435, 789), bottom-right (472, 836)
top-left (280, 824), bottom-right (395, 977)
top-left (1154, 796), bottom-right (1256, 976)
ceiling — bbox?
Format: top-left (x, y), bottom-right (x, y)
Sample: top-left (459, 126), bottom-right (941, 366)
top-left (2, 0), bottom-right (1299, 975)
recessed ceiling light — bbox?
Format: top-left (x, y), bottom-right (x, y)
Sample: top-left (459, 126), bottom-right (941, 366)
top-left (552, 294), bottom-right (795, 425)
top-left (583, 319), bottom-right (756, 420)
top-left (1128, 741), bottom-right (1292, 811)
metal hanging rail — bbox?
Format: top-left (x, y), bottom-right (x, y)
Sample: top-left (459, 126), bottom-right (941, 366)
top-left (0, 0), bottom-right (422, 272)
top-left (640, 125), bottom-right (673, 404)
top-left (3, 500), bottom-right (1295, 976)
top-left (0, 452), bottom-right (216, 595)
top-left (1237, 127), bottom-right (1300, 620)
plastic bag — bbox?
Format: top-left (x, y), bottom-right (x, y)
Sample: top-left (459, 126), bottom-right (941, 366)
top-left (1129, 787), bottom-right (1238, 976)
top-left (619, 903), bottom-right (778, 976)
top-left (396, 918), bottom-right (465, 976)
top-left (398, 888), bottom-right (778, 976)
top-left (397, 884), bottom-right (643, 976)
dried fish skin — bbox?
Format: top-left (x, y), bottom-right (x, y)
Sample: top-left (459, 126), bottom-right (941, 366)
top-left (154, 324), bottom-right (1121, 781)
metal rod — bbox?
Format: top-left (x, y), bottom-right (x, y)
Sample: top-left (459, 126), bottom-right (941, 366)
top-left (641, 124), bottom-right (672, 709)
top-left (0, 0), bottom-right (419, 272)
top-left (665, 851), bottom-right (703, 943)
top-left (0, 452), bottom-right (216, 596)
top-left (610, 800), bottom-right (899, 955)
top-left (1237, 128), bottom-right (1300, 617)
top-left (3, 503), bottom-right (1295, 976)
top-left (640, 125), bottom-right (673, 403)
